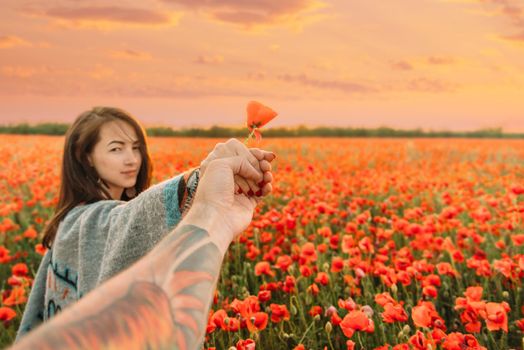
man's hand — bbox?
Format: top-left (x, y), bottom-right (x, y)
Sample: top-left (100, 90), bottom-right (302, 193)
top-left (186, 155), bottom-right (273, 253)
top-left (200, 138), bottom-right (275, 196)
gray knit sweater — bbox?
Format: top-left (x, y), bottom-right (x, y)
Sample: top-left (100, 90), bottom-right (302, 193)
top-left (16, 169), bottom-right (200, 340)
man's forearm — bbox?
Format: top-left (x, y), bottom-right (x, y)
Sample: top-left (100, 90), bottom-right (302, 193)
top-left (12, 207), bottom-right (229, 350)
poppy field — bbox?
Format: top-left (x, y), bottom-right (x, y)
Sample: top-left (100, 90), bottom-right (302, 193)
top-left (1, 135), bottom-right (523, 349)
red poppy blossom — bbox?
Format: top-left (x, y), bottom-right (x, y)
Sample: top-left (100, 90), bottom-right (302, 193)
top-left (254, 261), bottom-right (275, 277)
top-left (270, 304), bottom-right (290, 323)
top-left (339, 310), bottom-right (372, 338)
top-left (11, 262), bottom-right (28, 277)
top-left (246, 101), bottom-right (277, 141)
top-left (0, 306), bottom-right (17, 324)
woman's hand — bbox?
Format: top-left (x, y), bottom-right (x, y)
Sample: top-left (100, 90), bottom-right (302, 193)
top-left (200, 138), bottom-right (275, 196)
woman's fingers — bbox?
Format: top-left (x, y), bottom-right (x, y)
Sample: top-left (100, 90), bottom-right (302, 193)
top-left (256, 171), bottom-right (273, 196)
top-left (259, 160), bottom-right (271, 172)
top-left (234, 175), bottom-right (248, 194)
top-left (210, 141), bottom-right (275, 198)
top-left (235, 175), bottom-right (262, 196)
top-left (234, 172), bottom-right (272, 197)
top-left (263, 171), bottom-right (273, 184)
top-left (237, 163), bottom-right (273, 196)
top-left (261, 182), bottom-right (273, 196)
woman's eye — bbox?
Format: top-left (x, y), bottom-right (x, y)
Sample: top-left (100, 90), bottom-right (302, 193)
top-left (110, 148), bottom-right (121, 152)
top-left (133, 146), bottom-right (140, 150)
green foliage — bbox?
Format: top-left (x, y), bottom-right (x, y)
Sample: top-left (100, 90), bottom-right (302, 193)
top-left (0, 123), bottom-right (522, 138)
top-left (0, 123), bottom-right (69, 135)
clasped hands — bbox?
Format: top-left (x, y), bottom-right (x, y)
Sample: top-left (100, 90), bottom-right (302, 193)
top-left (185, 139), bottom-right (276, 253)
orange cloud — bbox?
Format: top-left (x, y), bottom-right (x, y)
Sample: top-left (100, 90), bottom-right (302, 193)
top-left (427, 56), bottom-right (455, 65)
top-left (475, 0), bottom-right (524, 42)
top-left (89, 65), bottom-right (115, 80)
top-left (0, 35), bottom-right (30, 49)
top-left (391, 61), bottom-right (414, 71)
top-left (247, 71), bottom-right (267, 81)
top-left (390, 56), bottom-right (457, 72)
top-left (406, 78), bottom-right (457, 93)
top-left (161, 0), bottom-right (326, 29)
top-left (503, 31), bottom-right (524, 43)
top-left (22, 6), bottom-right (182, 29)
top-left (277, 74), bottom-right (377, 94)
top-left (194, 55), bottom-right (224, 65)
top-left (1, 65), bottom-right (40, 78)
top-left (110, 49), bottom-right (153, 60)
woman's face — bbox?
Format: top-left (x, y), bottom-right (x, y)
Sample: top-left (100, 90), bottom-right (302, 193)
top-left (88, 120), bottom-right (142, 200)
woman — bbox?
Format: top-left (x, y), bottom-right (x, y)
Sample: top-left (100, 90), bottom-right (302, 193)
top-left (16, 106), bottom-right (274, 340)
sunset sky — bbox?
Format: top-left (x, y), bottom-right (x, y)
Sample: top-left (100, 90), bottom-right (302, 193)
top-left (1, 0), bottom-right (523, 131)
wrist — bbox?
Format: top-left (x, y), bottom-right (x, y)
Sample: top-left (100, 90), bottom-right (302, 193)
top-left (181, 203), bottom-right (232, 255)
top-left (181, 168), bottom-right (200, 217)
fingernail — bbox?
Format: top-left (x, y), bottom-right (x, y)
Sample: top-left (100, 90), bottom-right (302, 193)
top-left (257, 181), bottom-right (265, 187)
top-left (256, 190), bottom-right (262, 196)
top-left (238, 188), bottom-right (243, 194)
top-left (247, 189), bottom-right (254, 196)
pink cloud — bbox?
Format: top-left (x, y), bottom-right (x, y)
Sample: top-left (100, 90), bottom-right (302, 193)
top-left (277, 73), bottom-right (377, 94)
top-left (110, 49), bottom-right (153, 60)
top-left (503, 30), bottom-right (524, 42)
top-left (391, 61), bottom-right (414, 71)
top-left (161, 0), bottom-right (324, 27)
top-left (390, 56), bottom-right (455, 72)
top-left (407, 78), bottom-right (457, 93)
top-left (427, 56), bottom-right (455, 65)
top-left (477, 0), bottom-right (524, 40)
top-left (194, 55), bottom-right (224, 65)
top-left (22, 6), bottom-right (179, 28)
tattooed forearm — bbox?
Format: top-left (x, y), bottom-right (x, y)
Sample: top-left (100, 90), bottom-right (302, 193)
top-left (13, 225), bottom-right (224, 350)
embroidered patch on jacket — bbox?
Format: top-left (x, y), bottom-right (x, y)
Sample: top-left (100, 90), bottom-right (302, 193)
top-left (44, 258), bottom-right (79, 321)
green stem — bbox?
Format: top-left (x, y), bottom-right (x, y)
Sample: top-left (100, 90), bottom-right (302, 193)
top-left (298, 319), bottom-right (316, 345)
top-left (326, 330), bottom-right (336, 350)
top-left (244, 128), bottom-right (257, 144)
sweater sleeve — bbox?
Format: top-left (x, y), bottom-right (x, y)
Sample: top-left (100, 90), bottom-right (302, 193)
top-left (93, 172), bottom-right (192, 286)
top-left (93, 168), bottom-right (199, 285)
top-left (15, 169), bottom-right (201, 341)
top-left (15, 250), bottom-right (52, 341)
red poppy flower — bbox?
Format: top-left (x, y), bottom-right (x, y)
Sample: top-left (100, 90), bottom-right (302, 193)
top-left (2, 286), bottom-right (27, 306)
top-left (257, 290), bottom-right (271, 303)
top-left (246, 101), bottom-right (277, 142)
top-left (339, 310), bottom-right (371, 338)
top-left (483, 302), bottom-right (509, 332)
top-left (11, 262), bottom-right (28, 277)
top-left (270, 304), bottom-right (290, 323)
top-left (381, 303), bottom-right (409, 323)
top-left (412, 303), bottom-right (433, 328)
top-left (0, 306), bottom-right (17, 324)
top-left (254, 261), bottom-right (275, 277)
top-left (236, 338), bottom-right (256, 350)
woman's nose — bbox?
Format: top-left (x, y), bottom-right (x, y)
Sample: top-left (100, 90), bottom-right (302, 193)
top-left (124, 149), bottom-right (140, 165)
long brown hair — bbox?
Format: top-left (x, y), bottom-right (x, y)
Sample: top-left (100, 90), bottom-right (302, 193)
top-left (42, 107), bottom-right (153, 248)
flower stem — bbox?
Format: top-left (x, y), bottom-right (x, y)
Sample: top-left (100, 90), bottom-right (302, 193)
top-left (244, 128), bottom-right (257, 145)
top-left (298, 319), bottom-right (316, 345)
